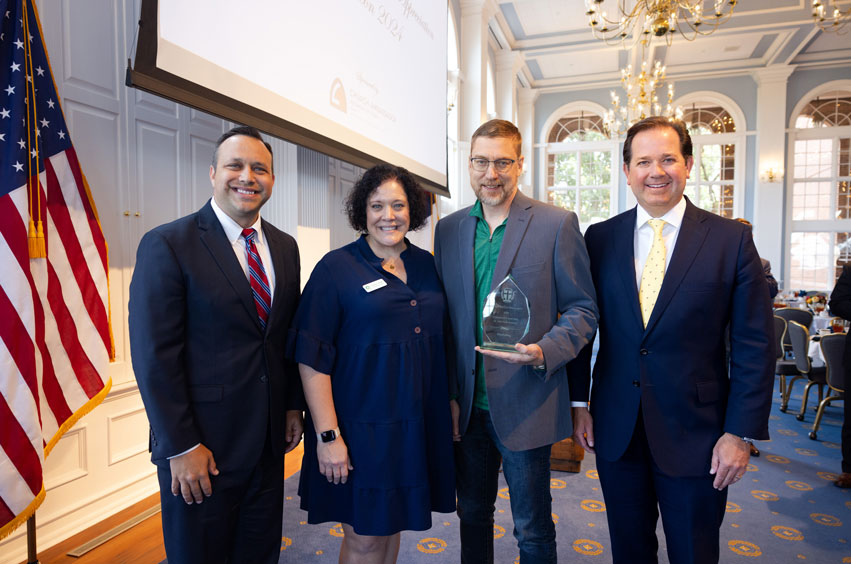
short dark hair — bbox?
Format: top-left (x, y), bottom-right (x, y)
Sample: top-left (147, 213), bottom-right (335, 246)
top-left (471, 119), bottom-right (522, 158)
top-left (345, 164), bottom-right (432, 233)
top-left (623, 116), bottom-right (692, 168)
top-left (212, 125), bottom-right (274, 173)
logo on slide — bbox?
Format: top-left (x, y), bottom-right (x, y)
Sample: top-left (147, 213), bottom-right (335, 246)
top-left (330, 78), bottom-right (347, 112)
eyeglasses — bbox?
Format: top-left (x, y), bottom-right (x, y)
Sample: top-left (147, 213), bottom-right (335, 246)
top-left (469, 157), bottom-right (516, 172)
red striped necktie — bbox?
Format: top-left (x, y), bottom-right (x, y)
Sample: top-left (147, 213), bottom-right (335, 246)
top-left (241, 228), bottom-right (271, 329)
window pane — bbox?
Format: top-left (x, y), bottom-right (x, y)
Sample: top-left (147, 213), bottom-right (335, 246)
top-left (548, 189), bottom-right (576, 213)
top-left (577, 188), bottom-right (610, 224)
top-left (699, 144), bottom-right (721, 182)
top-left (721, 144), bottom-right (735, 181)
top-left (580, 151), bottom-right (611, 185)
top-left (839, 138), bottom-right (850, 177)
top-left (789, 232), bottom-right (832, 290)
top-left (552, 154), bottom-right (578, 187)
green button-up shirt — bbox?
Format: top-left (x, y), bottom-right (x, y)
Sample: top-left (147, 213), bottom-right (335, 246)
top-left (471, 200), bottom-right (507, 411)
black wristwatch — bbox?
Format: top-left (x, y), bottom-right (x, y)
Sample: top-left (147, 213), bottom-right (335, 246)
top-left (318, 427), bottom-right (340, 443)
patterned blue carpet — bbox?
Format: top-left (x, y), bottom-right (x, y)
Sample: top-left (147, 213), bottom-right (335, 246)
top-left (273, 379), bottom-right (849, 563)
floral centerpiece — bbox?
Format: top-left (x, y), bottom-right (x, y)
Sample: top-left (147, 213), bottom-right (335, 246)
top-left (806, 293), bottom-right (827, 312)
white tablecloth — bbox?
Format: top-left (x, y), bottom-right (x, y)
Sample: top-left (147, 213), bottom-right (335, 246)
top-left (808, 339), bottom-right (825, 367)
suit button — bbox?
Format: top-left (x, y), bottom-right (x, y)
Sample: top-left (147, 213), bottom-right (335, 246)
top-left (414, 326), bottom-right (421, 334)
top-left (410, 299), bottom-right (417, 306)
top-left (633, 380), bottom-right (640, 387)
top-left (260, 374), bottom-right (268, 383)
top-left (640, 349), bottom-right (649, 355)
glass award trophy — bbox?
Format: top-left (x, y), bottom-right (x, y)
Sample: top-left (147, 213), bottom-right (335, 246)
top-left (481, 275), bottom-right (530, 351)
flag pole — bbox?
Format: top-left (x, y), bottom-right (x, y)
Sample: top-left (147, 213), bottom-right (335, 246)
top-left (26, 514), bottom-right (40, 564)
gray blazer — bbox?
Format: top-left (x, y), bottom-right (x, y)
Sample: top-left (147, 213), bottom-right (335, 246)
top-left (434, 191), bottom-right (598, 451)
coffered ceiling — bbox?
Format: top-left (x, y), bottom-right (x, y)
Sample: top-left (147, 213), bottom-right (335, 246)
top-left (487, 0), bottom-right (851, 92)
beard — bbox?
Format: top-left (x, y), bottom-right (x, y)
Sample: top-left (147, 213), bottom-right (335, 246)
top-left (473, 182), bottom-right (515, 206)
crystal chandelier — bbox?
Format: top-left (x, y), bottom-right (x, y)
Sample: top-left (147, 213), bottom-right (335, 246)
top-left (586, 0), bottom-right (738, 47)
top-left (812, 1), bottom-right (850, 34)
top-left (603, 59), bottom-right (682, 137)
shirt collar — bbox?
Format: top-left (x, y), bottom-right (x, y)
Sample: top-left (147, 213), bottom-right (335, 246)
top-left (469, 200), bottom-right (484, 220)
top-left (635, 197), bottom-right (686, 231)
top-left (210, 197), bottom-right (264, 245)
top-left (469, 199), bottom-right (508, 227)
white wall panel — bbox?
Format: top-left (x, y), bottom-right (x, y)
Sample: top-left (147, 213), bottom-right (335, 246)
top-left (134, 90), bottom-right (179, 119)
top-left (190, 107), bottom-right (221, 130)
top-left (189, 134), bottom-right (216, 212)
top-left (107, 407), bottom-right (148, 465)
top-left (43, 427), bottom-right (88, 490)
top-left (135, 121), bottom-right (180, 234)
top-left (59, 0), bottom-right (121, 105)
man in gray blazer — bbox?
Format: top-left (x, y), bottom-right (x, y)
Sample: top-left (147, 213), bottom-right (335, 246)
top-left (434, 119), bottom-right (598, 563)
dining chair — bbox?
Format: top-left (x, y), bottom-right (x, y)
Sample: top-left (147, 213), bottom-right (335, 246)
top-left (775, 307), bottom-right (814, 355)
top-left (786, 320), bottom-right (826, 421)
top-left (774, 316), bottom-right (799, 411)
top-left (809, 333), bottom-right (846, 440)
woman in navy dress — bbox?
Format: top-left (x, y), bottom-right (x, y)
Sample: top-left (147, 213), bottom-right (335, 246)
top-left (288, 164), bottom-right (455, 563)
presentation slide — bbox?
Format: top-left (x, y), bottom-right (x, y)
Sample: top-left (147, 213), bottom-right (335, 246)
top-left (156, 0), bottom-right (447, 187)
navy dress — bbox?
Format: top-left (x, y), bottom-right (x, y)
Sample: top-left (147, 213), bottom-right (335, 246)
top-left (288, 236), bottom-right (455, 535)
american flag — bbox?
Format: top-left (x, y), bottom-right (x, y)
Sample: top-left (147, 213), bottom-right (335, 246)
top-left (0, 0), bottom-right (112, 540)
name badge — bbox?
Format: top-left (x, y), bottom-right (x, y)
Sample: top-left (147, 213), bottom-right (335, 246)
top-left (363, 279), bottom-right (387, 293)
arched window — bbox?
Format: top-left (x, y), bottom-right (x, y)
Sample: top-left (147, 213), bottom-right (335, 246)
top-left (542, 106), bottom-right (616, 227)
top-left (678, 100), bottom-right (741, 218)
top-left (787, 86), bottom-right (851, 290)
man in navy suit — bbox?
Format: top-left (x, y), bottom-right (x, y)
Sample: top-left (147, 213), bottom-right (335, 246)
top-left (571, 117), bottom-right (774, 563)
top-left (129, 126), bottom-right (304, 564)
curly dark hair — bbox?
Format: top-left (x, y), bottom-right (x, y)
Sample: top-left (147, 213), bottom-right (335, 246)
top-left (345, 164), bottom-right (432, 233)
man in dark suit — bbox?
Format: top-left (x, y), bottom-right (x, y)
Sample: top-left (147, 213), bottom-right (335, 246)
top-left (827, 266), bottom-right (851, 488)
top-left (129, 126), bottom-right (304, 564)
top-left (434, 119), bottom-right (598, 563)
top-left (571, 117), bottom-right (774, 563)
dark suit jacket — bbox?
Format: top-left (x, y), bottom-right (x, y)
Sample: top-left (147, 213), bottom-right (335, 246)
top-left (828, 265), bottom-right (851, 374)
top-left (574, 199), bottom-right (774, 476)
top-left (434, 191), bottom-right (598, 451)
top-left (129, 200), bottom-right (302, 472)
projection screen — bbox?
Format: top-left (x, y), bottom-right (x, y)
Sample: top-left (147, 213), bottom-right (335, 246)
top-left (127, 0), bottom-right (449, 196)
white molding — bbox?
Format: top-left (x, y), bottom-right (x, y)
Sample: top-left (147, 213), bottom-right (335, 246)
top-left (107, 407), bottom-right (149, 466)
top-left (43, 426), bottom-right (88, 490)
top-left (0, 473), bottom-right (158, 564)
top-left (673, 91), bottom-right (748, 132)
top-left (538, 101), bottom-right (610, 145)
top-left (788, 79), bottom-right (851, 129)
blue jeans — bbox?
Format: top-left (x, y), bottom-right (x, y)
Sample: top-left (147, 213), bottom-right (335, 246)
top-left (455, 407), bottom-right (557, 564)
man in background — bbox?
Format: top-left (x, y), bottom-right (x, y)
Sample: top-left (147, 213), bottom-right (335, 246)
top-left (434, 119), bottom-right (598, 563)
top-left (734, 218), bottom-right (779, 299)
top-left (827, 266), bottom-right (851, 489)
top-left (572, 116), bottom-right (774, 563)
top-left (129, 125), bottom-right (303, 564)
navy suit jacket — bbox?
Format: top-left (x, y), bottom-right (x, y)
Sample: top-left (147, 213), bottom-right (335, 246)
top-left (129, 200), bottom-right (303, 472)
top-left (434, 191), bottom-right (598, 451)
top-left (573, 199), bottom-right (774, 476)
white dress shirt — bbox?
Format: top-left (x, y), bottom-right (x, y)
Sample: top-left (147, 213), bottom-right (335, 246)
top-left (634, 197), bottom-right (687, 288)
top-left (210, 197), bottom-right (276, 299)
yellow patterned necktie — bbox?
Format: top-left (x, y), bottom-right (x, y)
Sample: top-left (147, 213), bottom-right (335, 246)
top-left (639, 219), bottom-right (667, 327)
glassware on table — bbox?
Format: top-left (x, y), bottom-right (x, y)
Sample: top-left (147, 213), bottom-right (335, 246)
top-left (831, 319), bottom-right (849, 333)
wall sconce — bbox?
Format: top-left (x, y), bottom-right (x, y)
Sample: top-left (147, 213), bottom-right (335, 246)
top-left (760, 167), bottom-right (783, 183)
